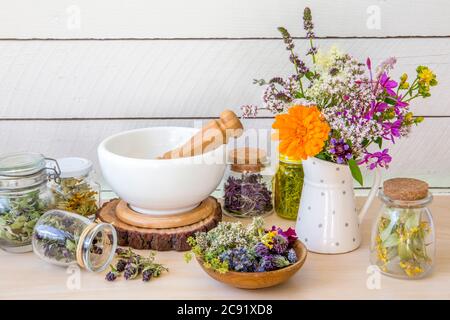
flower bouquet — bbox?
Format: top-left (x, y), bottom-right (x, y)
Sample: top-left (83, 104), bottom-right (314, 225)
top-left (185, 218), bottom-right (307, 289)
top-left (241, 8), bottom-right (438, 254)
top-left (242, 8), bottom-right (438, 184)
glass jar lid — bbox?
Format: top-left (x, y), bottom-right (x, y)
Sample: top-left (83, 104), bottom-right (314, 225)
top-left (380, 177), bottom-right (432, 208)
top-left (57, 157), bottom-right (93, 178)
top-left (0, 152), bottom-right (46, 177)
top-left (0, 152), bottom-right (61, 191)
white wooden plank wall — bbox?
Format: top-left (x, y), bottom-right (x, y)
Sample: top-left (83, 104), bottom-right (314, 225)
top-left (0, 1), bottom-right (449, 189)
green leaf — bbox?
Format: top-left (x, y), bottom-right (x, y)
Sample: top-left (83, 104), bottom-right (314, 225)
top-left (405, 211), bottom-right (420, 231)
top-left (383, 233), bottom-right (399, 247)
top-left (374, 137), bottom-right (383, 149)
top-left (348, 159), bottom-right (363, 186)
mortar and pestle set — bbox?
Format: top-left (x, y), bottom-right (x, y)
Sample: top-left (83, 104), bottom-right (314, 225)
top-left (97, 110), bottom-right (244, 251)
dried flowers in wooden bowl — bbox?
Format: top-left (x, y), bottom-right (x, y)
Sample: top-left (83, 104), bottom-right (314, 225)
top-left (185, 218), bottom-right (307, 289)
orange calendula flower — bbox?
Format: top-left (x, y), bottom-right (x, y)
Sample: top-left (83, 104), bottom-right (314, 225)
top-left (272, 105), bottom-right (330, 160)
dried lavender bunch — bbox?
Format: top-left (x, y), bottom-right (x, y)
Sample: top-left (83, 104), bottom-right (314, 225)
top-left (105, 248), bottom-right (168, 282)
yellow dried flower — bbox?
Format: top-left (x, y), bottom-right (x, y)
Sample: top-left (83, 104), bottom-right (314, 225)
top-left (399, 261), bottom-right (424, 277)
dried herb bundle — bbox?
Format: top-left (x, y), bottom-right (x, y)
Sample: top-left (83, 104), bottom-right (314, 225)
top-left (53, 178), bottom-right (98, 217)
top-left (106, 248), bottom-right (168, 282)
top-left (0, 190), bottom-right (48, 246)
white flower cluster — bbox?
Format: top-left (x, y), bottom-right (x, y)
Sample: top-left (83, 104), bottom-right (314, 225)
top-left (194, 217), bottom-right (264, 253)
top-left (305, 48), bottom-right (365, 106)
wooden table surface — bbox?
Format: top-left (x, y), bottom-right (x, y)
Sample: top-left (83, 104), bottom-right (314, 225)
top-left (1, 195), bottom-right (449, 300)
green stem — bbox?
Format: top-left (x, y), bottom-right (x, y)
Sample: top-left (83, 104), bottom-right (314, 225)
top-left (309, 38), bottom-right (316, 64)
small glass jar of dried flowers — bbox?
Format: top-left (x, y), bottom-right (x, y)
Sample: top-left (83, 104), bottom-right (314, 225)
top-left (370, 178), bottom-right (435, 279)
top-left (49, 157), bottom-right (100, 219)
top-left (32, 209), bottom-right (117, 272)
top-left (274, 154), bottom-right (304, 220)
top-left (0, 152), bottom-right (60, 253)
top-left (223, 148), bottom-right (273, 218)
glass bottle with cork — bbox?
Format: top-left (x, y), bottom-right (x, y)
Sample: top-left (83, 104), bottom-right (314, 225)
top-left (223, 147), bottom-right (273, 218)
top-left (370, 178), bottom-right (435, 279)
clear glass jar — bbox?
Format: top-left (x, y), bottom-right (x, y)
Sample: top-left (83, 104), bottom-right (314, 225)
top-left (223, 148), bottom-right (273, 218)
top-left (32, 210), bottom-right (117, 272)
top-left (0, 152), bottom-right (59, 253)
top-left (49, 157), bottom-right (100, 219)
top-left (274, 154), bottom-right (304, 220)
top-left (370, 180), bottom-right (435, 279)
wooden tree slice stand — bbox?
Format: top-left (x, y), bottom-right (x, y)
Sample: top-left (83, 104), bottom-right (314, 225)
top-left (96, 197), bottom-right (222, 251)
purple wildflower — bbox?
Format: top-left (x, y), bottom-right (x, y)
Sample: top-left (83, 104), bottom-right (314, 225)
top-left (379, 72), bottom-right (398, 96)
top-left (271, 226), bottom-right (298, 245)
top-left (359, 149), bottom-right (392, 170)
top-left (382, 119), bottom-right (403, 142)
top-left (329, 138), bottom-right (353, 164)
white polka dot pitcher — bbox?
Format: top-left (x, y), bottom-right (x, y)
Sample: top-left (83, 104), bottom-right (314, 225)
top-left (296, 157), bottom-right (381, 254)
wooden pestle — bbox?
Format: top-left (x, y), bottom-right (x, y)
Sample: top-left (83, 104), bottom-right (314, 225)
top-left (159, 110), bottom-right (243, 159)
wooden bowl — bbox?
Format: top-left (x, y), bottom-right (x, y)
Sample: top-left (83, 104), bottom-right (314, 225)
top-left (196, 240), bottom-right (307, 289)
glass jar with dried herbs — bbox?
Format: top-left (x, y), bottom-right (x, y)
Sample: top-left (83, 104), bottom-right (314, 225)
top-left (274, 154), bottom-right (304, 220)
top-left (0, 152), bottom-right (60, 253)
top-left (370, 178), bottom-right (435, 279)
top-left (49, 157), bottom-right (100, 219)
top-left (32, 209), bottom-right (117, 272)
top-left (223, 148), bottom-right (273, 218)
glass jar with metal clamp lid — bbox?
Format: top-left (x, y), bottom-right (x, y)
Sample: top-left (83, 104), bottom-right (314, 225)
top-left (0, 152), bottom-right (60, 253)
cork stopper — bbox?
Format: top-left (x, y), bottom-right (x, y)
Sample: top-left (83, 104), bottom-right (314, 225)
top-left (383, 178), bottom-right (429, 201)
top-left (229, 147), bottom-right (267, 173)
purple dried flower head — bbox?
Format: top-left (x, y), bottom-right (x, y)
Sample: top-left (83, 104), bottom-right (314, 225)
top-left (220, 247), bottom-right (255, 272)
top-left (329, 138), bottom-right (353, 164)
top-left (116, 259), bottom-right (127, 273)
top-left (254, 242), bottom-right (269, 257)
top-left (256, 255), bottom-right (275, 272)
top-left (278, 27), bottom-right (295, 50)
top-left (105, 271), bottom-right (117, 282)
top-left (241, 104), bottom-right (258, 118)
top-left (142, 270), bottom-right (153, 282)
top-left (307, 46), bottom-right (318, 57)
top-left (287, 248), bottom-right (298, 263)
top-left (272, 234), bottom-right (289, 254)
top-left (359, 149), bottom-right (392, 170)
top-left (303, 7), bottom-right (315, 39)
top-left (124, 263), bottom-right (139, 280)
